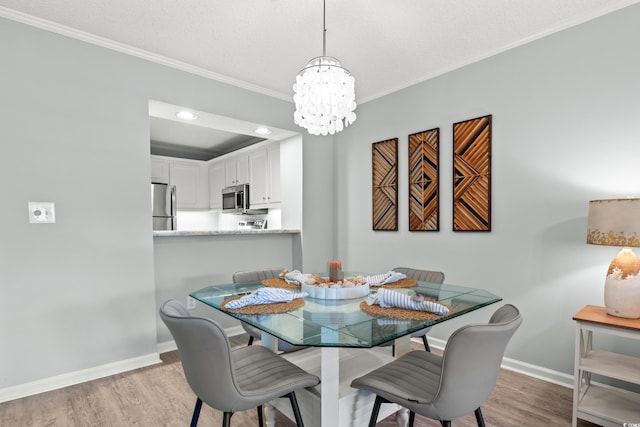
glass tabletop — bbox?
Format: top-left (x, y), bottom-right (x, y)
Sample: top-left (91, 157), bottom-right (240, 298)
top-left (190, 279), bottom-right (502, 348)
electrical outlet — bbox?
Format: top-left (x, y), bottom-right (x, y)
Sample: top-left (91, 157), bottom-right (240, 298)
top-left (187, 296), bottom-right (196, 310)
top-left (28, 202), bottom-right (56, 223)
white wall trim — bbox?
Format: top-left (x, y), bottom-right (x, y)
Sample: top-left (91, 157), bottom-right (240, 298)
top-left (157, 340), bottom-right (178, 355)
top-left (0, 353), bottom-right (161, 404)
top-left (0, 6), bottom-right (291, 103)
top-left (1, 3), bottom-right (638, 106)
top-left (1, 333), bottom-right (575, 404)
top-left (162, 333), bottom-right (576, 393)
top-left (426, 337), bottom-right (574, 389)
top-left (225, 325), bottom-right (246, 338)
top-left (157, 325), bottom-right (246, 356)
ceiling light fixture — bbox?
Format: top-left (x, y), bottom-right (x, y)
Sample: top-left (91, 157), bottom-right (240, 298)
top-left (254, 127), bottom-right (272, 135)
top-left (293, 0), bottom-right (356, 136)
top-left (175, 111), bottom-right (198, 120)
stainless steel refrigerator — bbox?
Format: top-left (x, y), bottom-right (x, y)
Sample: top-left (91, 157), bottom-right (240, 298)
top-left (151, 183), bottom-right (176, 230)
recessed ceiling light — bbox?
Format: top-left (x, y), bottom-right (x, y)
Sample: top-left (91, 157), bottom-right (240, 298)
top-left (175, 111), bottom-right (198, 120)
top-left (254, 127), bottom-right (272, 135)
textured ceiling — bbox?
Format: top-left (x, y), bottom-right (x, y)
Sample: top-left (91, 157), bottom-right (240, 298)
top-left (2, 0), bottom-right (638, 104)
top-left (2, 0), bottom-right (638, 159)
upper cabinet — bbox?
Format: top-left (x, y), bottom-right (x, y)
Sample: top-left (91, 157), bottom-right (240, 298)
top-left (151, 158), bottom-right (170, 184)
top-left (268, 144), bottom-right (281, 204)
top-left (225, 154), bottom-right (249, 187)
top-left (249, 143), bottom-right (281, 207)
top-left (151, 156), bottom-right (209, 209)
top-left (208, 160), bottom-right (226, 209)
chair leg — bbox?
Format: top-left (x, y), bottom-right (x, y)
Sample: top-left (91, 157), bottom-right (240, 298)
top-left (257, 405), bottom-right (264, 427)
top-left (222, 412), bottom-right (233, 427)
top-left (368, 395), bottom-right (384, 427)
top-left (190, 398), bottom-right (203, 427)
top-left (408, 411), bottom-right (415, 427)
top-left (422, 335), bottom-right (431, 352)
top-left (248, 336), bottom-right (254, 346)
top-left (287, 392), bottom-right (305, 427)
top-left (474, 407), bottom-right (486, 427)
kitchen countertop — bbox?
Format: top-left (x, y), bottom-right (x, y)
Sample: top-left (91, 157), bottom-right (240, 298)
top-left (153, 229), bottom-right (301, 237)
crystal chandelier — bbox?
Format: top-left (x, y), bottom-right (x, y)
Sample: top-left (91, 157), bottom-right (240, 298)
top-left (293, 0), bottom-right (356, 136)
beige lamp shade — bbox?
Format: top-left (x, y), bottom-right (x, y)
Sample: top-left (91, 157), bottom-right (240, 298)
top-left (587, 198), bottom-right (640, 247)
top-left (587, 198), bottom-right (640, 318)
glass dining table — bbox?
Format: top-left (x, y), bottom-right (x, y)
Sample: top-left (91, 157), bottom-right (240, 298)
top-left (190, 277), bottom-right (502, 427)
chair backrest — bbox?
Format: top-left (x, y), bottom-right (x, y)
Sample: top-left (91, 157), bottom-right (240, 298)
top-left (232, 268), bottom-right (306, 353)
top-left (233, 268), bottom-right (283, 283)
top-left (159, 299), bottom-right (243, 411)
top-left (393, 267), bottom-right (445, 284)
top-left (433, 304), bottom-right (522, 420)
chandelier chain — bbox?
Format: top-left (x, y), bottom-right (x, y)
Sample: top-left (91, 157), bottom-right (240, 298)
top-left (323, 0), bottom-right (327, 57)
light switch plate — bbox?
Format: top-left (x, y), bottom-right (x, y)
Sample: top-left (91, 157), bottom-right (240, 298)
top-left (29, 202), bottom-right (56, 223)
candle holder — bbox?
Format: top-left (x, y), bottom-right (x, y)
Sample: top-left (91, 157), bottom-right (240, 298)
top-left (329, 260), bottom-right (343, 282)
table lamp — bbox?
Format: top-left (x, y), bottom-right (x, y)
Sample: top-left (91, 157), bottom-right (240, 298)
top-left (587, 198), bottom-right (640, 318)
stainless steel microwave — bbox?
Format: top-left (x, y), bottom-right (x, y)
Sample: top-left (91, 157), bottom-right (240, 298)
top-left (221, 184), bottom-right (267, 214)
top-left (222, 184), bottom-right (248, 213)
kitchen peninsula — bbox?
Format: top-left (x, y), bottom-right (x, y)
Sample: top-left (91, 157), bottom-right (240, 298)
top-left (153, 228), bottom-right (300, 237)
top-left (153, 228), bottom-right (302, 346)
top-left (151, 127), bottom-right (304, 346)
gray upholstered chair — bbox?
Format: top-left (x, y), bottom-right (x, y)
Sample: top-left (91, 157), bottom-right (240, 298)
top-left (159, 300), bottom-right (319, 427)
top-left (351, 304), bottom-right (522, 427)
top-left (385, 267), bottom-right (445, 352)
top-left (233, 269), bottom-right (308, 353)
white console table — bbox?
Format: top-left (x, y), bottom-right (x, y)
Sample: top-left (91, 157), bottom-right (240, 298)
top-left (573, 305), bottom-right (640, 427)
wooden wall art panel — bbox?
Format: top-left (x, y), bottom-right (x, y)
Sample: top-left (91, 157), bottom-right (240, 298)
top-left (453, 115), bottom-right (492, 231)
top-left (408, 128), bottom-right (439, 231)
top-left (372, 138), bottom-right (398, 231)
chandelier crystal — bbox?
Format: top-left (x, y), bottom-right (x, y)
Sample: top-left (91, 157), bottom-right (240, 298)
top-left (293, 1), bottom-right (356, 136)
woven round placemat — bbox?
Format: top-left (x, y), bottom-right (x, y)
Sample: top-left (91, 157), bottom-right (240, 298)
top-left (261, 278), bottom-right (301, 289)
top-left (380, 278), bottom-right (417, 288)
top-left (221, 295), bottom-right (305, 314)
top-left (359, 300), bottom-right (453, 321)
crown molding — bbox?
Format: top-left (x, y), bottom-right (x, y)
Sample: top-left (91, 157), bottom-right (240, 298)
top-left (0, 6), bottom-right (292, 103)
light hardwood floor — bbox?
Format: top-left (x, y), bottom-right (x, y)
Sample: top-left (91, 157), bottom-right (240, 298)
top-left (0, 336), bottom-right (598, 426)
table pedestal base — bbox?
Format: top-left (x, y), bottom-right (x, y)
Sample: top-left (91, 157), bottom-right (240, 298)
top-left (266, 346), bottom-right (408, 427)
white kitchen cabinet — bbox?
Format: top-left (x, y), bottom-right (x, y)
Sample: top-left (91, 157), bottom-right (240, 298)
top-left (572, 305), bottom-right (640, 427)
top-left (268, 144), bottom-right (281, 204)
top-left (169, 159), bottom-right (209, 209)
top-left (150, 158), bottom-right (170, 184)
top-left (151, 155), bottom-right (209, 209)
top-left (249, 148), bottom-right (268, 205)
top-left (249, 143), bottom-right (281, 207)
top-left (208, 160), bottom-right (226, 209)
top-left (225, 154), bottom-right (249, 187)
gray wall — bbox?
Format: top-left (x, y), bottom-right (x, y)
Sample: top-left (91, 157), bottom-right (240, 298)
top-left (153, 233), bottom-right (298, 344)
top-left (0, 16), bottom-right (333, 394)
top-left (3, 1), bottom-right (639, 398)
top-left (334, 4), bottom-right (640, 378)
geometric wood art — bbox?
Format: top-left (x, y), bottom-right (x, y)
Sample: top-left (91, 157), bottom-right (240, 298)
top-left (453, 115), bottom-right (492, 231)
top-left (409, 128), bottom-right (439, 231)
top-left (372, 138), bottom-right (398, 231)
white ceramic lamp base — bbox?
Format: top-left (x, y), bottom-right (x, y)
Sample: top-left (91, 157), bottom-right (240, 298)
top-left (605, 277), bottom-right (640, 318)
top-left (604, 248), bottom-right (640, 318)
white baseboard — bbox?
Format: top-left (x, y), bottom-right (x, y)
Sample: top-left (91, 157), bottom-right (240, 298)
top-left (225, 324), bottom-right (246, 337)
top-left (425, 337), bottom-right (574, 389)
top-left (157, 340), bottom-right (178, 354)
top-left (157, 324), bottom-right (245, 355)
top-left (0, 353), bottom-right (161, 404)
top-left (1, 331), bottom-right (574, 405)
